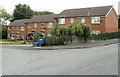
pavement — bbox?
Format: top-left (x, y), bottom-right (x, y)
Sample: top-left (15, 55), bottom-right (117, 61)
top-left (2, 39), bottom-right (119, 50)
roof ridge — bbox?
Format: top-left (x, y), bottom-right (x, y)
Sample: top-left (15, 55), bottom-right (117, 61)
top-left (62, 5), bottom-right (113, 11)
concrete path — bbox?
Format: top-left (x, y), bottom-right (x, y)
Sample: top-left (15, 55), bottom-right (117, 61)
top-left (2, 39), bottom-right (118, 50)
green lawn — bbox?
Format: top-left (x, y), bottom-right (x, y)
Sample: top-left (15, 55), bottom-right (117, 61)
top-left (0, 39), bottom-right (12, 42)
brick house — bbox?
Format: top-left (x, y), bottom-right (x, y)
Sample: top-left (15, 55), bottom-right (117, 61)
top-left (7, 5), bottom-right (118, 40)
top-left (25, 14), bottom-right (58, 39)
top-left (8, 19), bottom-right (30, 40)
top-left (56, 5), bottom-right (118, 34)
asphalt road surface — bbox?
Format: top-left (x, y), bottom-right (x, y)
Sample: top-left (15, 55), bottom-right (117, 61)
top-left (2, 43), bottom-right (118, 75)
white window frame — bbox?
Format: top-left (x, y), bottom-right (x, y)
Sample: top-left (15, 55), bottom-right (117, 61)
top-left (40, 23), bottom-right (44, 27)
top-left (34, 23), bottom-right (37, 27)
top-left (91, 17), bottom-right (100, 24)
top-left (92, 30), bottom-right (100, 35)
top-left (16, 27), bottom-right (19, 30)
top-left (47, 33), bottom-right (52, 37)
top-left (59, 18), bottom-right (65, 24)
top-left (70, 18), bottom-right (74, 23)
top-left (8, 34), bottom-right (10, 37)
top-left (47, 23), bottom-right (53, 28)
top-left (8, 27), bottom-right (10, 30)
top-left (81, 17), bottom-right (85, 23)
top-left (20, 26), bottom-right (24, 31)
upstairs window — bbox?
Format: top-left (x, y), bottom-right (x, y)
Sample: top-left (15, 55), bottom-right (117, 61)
top-left (34, 23), bottom-right (37, 27)
top-left (20, 26), bottom-right (24, 31)
top-left (48, 23), bottom-right (53, 28)
top-left (91, 17), bottom-right (100, 24)
top-left (40, 23), bottom-right (44, 27)
top-left (59, 18), bottom-right (65, 24)
top-left (81, 17), bottom-right (85, 23)
top-left (17, 27), bottom-right (19, 30)
top-left (70, 18), bottom-right (74, 23)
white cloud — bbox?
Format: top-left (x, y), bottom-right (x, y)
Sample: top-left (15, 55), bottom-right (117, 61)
top-left (0, 0), bottom-right (119, 14)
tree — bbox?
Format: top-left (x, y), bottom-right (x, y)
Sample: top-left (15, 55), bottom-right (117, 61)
top-left (12, 4), bottom-right (33, 21)
top-left (33, 11), bottom-right (54, 15)
top-left (82, 25), bottom-right (91, 41)
top-left (0, 25), bottom-right (7, 39)
top-left (33, 33), bottom-right (43, 42)
top-left (0, 7), bottom-right (12, 21)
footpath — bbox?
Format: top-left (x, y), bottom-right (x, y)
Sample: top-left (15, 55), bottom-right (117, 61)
top-left (2, 39), bottom-right (119, 50)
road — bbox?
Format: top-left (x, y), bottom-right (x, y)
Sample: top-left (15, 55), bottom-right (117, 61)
top-left (2, 43), bottom-right (118, 75)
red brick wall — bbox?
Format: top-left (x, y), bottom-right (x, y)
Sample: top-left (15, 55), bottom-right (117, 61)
top-left (105, 8), bottom-right (118, 33)
top-left (57, 17), bottom-right (106, 33)
top-left (7, 26), bottom-right (26, 40)
top-left (57, 8), bottom-right (118, 34)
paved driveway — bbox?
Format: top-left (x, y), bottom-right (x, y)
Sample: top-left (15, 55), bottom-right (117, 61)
top-left (2, 43), bottom-right (118, 75)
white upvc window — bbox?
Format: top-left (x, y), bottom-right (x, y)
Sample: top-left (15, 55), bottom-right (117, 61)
top-left (48, 33), bottom-right (52, 37)
top-left (8, 27), bottom-right (10, 30)
top-left (8, 34), bottom-right (10, 37)
top-left (59, 18), bottom-right (65, 24)
top-left (91, 17), bottom-right (100, 24)
top-left (81, 17), bottom-right (85, 23)
top-left (28, 25), bottom-right (31, 29)
top-left (40, 23), bottom-right (44, 27)
top-left (92, 30), bottom-right (100, 35)
top-left (70, 18), bottom-right (74, 23)
top-left (17, 27), bottom-right (19, 30)
top-left (48, 23), bottom-right (53, 28)
top-left (20, 26), bottom-right (24, 31)
top-left (34, 23), bottom-right (37, 27)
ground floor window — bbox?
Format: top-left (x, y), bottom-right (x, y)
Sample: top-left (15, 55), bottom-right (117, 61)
top-left (47, 33), bottom-right (52, 37)
top-left (92, 30), bottom-right (100, 35)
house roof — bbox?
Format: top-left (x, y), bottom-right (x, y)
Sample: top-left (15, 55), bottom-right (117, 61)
top-left (9, 19), bottom-right (30, 26)
top-left (26, 14), bottom-right (58, 23)
top-left (57, 5), bottom-right (113, 18)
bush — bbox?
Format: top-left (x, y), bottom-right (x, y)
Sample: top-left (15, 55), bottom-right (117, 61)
top-left (91, 32), bottom-right (120, 40)
top-left (33, 33), bottom-right (43, 42)
top-left (44, 36), bottom-right (68, 45)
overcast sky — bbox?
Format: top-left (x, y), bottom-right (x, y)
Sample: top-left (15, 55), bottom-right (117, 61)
top-left (0, 0), bottom-right (119, 14)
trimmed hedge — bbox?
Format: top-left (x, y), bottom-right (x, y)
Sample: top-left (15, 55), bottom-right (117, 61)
top-left (91, 32), bottom-right (120, 40)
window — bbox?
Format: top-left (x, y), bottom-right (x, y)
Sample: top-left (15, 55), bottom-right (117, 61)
top-left (48, 23), bottom-right (53, 28)
top-left (59, 18), bottom-right (65, 24)
top-left (70, 18), bottom-right (74, 23)
top-left (28, 25), bottom-right (31, 29)
top-left (17, 27), bottom-right (19, 30)
top-left (8, 27), bottom-right (10, 30)
top-left (92, 30), bottom-right (100, 35)
top-left (16, 32), bottom-right (20, 36)
top-left (91, 17), bottom-right (100, 24)
top-left (81, 17), bottom-right (85, 23)
top-left (8, 34), bottom-right (10, 37)
top-left (34, 23), bottom-right (37, 27)
top-left (22, 35), bottom-right (24, 39)
top-left (21, 27), bottom-right (24, 31)
top-left (48, 33), bottom-right (52, 37)
top-left (40, 23), bottom-right (44, 27)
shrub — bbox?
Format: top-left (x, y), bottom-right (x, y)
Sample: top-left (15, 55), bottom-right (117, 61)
top-left (44, 36), bottom-right (68, 45)
top-left (33, 33), bottom-right (43, 42)
top-left (91, 32), bottom-right (120, 40)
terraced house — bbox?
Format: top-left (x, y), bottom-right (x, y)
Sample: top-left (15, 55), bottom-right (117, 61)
top-left (7, 5), bottom-right (118, 40)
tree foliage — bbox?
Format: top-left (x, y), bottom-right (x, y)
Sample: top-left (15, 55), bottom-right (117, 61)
top-left (0, 25), bottom-right (7, 39)
top-left (33, 11), bottom-right (54, 15)
top-left (0, 7), bottom-right (12, 21)
top-left (12, 4), bottom-right (33, 21)
top-left (50, 22), bottom-right (92, 41)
